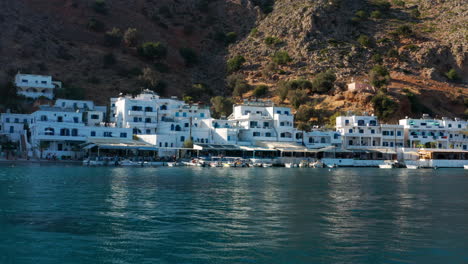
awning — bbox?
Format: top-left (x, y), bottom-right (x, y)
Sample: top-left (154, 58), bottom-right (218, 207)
top-left (85, 138), bottom-right (157, 150)
top-left (193, 144), bottom-right (241, 151)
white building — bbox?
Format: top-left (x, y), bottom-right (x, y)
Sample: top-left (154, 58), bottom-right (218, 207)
top-left (303, 130), bottom-right (342, 149)
top-left (336, 115), bottom-right (404, 148)
top-left (15, 73), bottom-right (62, 99)
top-left (399, 115), bottom-right (467, 149)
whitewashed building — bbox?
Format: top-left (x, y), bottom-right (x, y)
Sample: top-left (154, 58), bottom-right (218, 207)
top-left (336, 115), bottom-right (404, 148)
top-left (399, 115), bottom-right (467, 149)
top-left (15, 73), bottom-right (62, 99)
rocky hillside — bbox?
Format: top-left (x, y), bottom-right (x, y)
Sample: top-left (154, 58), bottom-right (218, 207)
top-left (0, 0), bottom-right (466, 122)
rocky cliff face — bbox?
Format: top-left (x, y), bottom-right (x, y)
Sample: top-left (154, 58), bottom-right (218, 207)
top-left (0, 0), bottom-right (466, 119)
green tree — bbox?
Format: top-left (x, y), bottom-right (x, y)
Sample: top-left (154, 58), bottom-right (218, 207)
top-left (138, 42), bottom-right (167, 60)
top-left (272, 51), bottom-right (292, 65)
top-left (369, 65), bottom-right (390, 88)
top-left (227, 55), bottom-right (246, 73)
top-left (445, 68), bottom-right (459, 82)
top-left (395, 25), bottom-right (413, 37)
top-left (227, 74), bottom-right (251, 98)
top-left (123, 28), bottom-right (139, 47)
top-left (357, 34), bottom-right (372, 47)
top-left (355, 10), bottom-right (368, 19)
top-left (371, 93), bottom-right (398, 120)
top-left (276, 81), bottom-right (290, 102)
top-left (252, 85), bottom-right (268, 98)
top-left (183, 139), bottom-right (194, 148)
top-left (288, 89), bottom-right (309, 109)
top-left (370, 10), bottom-right (382, 19)
top-left (225, 32), bottom-right (238, 44)
top-left (211, 96), bottom-right (233, 118)
top-left (104, 27), bottom-right (121, 46)
top-left (311, 70), bottom-right (336, 93)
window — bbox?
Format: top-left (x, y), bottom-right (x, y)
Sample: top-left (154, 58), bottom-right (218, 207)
top-left (58, 143), bottom-right (63, 151)
top-left (334, 134), bottom-right (339, 139)
top-left (91, 131), bottom-right (96, 137)
top-left (175, 125), bottom-right (181, 131)
top-left (264, 122), bottom-right (269, 127)
top-left (22, 79), bottom-right (28, 83)
top-left (359, 129), bottom-right (364, 134)
top-left (41, 81), bottom-right (47, 84)
top-left (371, 129), bottom-right (375, 134)
top-left (183, 113), bottom-right (187, 117)
top-left (160, 105), bottom-right (167, 110)
top-left (73, 117), bottom-right (79, 123)
top-left (9, 126), bottom-right (14, 133)
top-left (276, 110), bottom-right (281, 114)
top-left (103, 132), bottom-right (112, 137)
top-left (458, 124), bottom-right (462, 128)
top-left (321, 138), bottom-right (326, 143)
top-left (348, 140), bottom-right (353, 146)
top-left (227, 136), bottom-right (231, 141)
top-left (146, 129), bottom-right (151, 134)
top-left (145, 107), bottom-right (153, 112)
top-left (184, 123), bottom-right (189, 127)
top-left (57, 116), bottom-right (63, 122)
top-left (14, 118), bottom-right (19, 123)
top-left (60, 128), bottom-right (70, 136)
top-left (120, 133), bottom-right (127, 138)
top-left (5, 118), bottom-right (9, 123)
top-left (369, 120), bottom-right (377, 126)
top-left (159, 142), bottom-right (162, 147)
top-left (383, 142), bottom-right (389, 146)
top-left (357, 120), bottom-right (364, 126)
top-left (253, 132), bottom-right (260, 137)
top-left (250, 121), bottom-right (258, 127)
top-left (265, 132), bottom-right (272, 137)
top-left (165, 142), bottom-right (168, 147)
top-left (171, 124), bottom-right (175, 131)
top-left (71, 129), bottom-right (78, 136)
top-left (349, 129), bottom-right (353, 133)
top-left (91, 114), bottom-right (99, 119)
top-left (244, 111), bottom-right (251, 115)
top-left (280, 122), bottom-right (285, 126)
top-left (145, 118), bottom-right (151, 123)
top-left (180, 136), bottom-right (185, 142)
top-left (200, 113), bottom-right (205, 118)
top-left (397, 131), bottom-right (402, 136)
top-left (448, 124), bottom-right (452, 128)
top-left (345, 120), bottom-right (349, 125)
top-left (175, 112), bottom-right (179, 117)
top-left (284, 111), bottom-right (289, 115)
top-left (171, 143), bottom-right (173, 147)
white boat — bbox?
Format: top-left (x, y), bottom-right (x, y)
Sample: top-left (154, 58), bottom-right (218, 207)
top-left (406, 165), bottom-right (419, 169)
top-left (464, 165), bottom-right (468, 170)
top-left (310, 161), bottom-right (325, 168)
top-left (251, 162), bottom-right (263, 167)
top-left (223, 162), bottom-right (235, 167)
top-left (299, 161), bottom-right (308, 168)
top-left (167, 162), bottom-right (178, 167)
top-left (120, 159), bottom-right (138, 166)
top-left (327, 164), bottom-right (337, 168)
top-left (210, 162), bottom-right (222, 167)
top-left (262, 163), bottom-right (273, 168)
top-left (379, 164), bottom-right (393, 169)
top-left (285, 163), bottom-right (294, 168)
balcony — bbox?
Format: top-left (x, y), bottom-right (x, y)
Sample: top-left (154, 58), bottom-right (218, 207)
top-left (128, 110), bottom-right (144, 116)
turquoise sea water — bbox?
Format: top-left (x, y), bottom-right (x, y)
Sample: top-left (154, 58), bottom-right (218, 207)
top-left (0, 166), bottom-right (467, 264)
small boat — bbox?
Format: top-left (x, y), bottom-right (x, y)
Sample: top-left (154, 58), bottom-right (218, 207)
top-left (327, 164), bottom-right (337, 168)
top-left (210, 161), bottom-right (222, 167)
top-left (406, 165), bottom-right (419, 169)
top-left (299, 161), bottom-right (308, 168)
top-left (223, 162), bottom-right (235, 167)
top-left (251, 162), bottom-right (263, 167)
top-left (262, 163), bottom-right (273, 168)
top-left (379, 164), bottom-right (393, 169)
top-left (464, 165), bottom-right (468, 170)
top-left (167, 162), bottom-right (178, 167)
top-left (310, 161), bottom-right (325, 168)
top-left (120, 159), bottom-right (138, 166)
top-left (285, 163), bottom-right (294, 168)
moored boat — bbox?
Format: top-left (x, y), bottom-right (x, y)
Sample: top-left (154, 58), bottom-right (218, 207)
top-left (262, 163), bottom-right (273, 168)
top-left (406, 164), bottom-right (419, 169)
top-left (464, 165), bottom-right (468, 170)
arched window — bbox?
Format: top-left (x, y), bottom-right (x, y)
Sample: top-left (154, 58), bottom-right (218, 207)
top-left (164, 142), bottom-right (168, 147)
top-left (160, 105), bottom-right (167, 110)
top-left (175, 125), bottom-right (181, 131)
top-left (320, 138), bottom-right (326, 143)
top-left (170, 124), bottom-right (175, 131)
